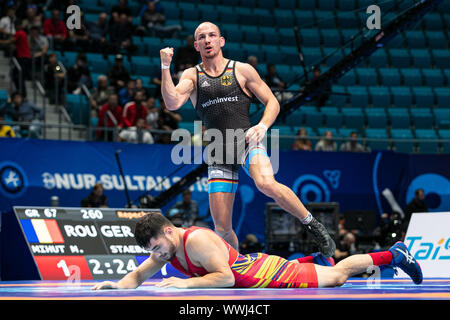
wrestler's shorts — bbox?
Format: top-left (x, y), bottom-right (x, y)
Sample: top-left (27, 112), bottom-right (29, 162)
top-left (207, 141), bottom-right (269, 194)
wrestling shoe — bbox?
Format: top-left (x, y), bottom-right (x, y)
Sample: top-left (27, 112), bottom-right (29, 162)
top-left (388, 241), bottom-right (423, 284)
top-left (311, 252), bottom-right (335, 266)
top-left (304, 217), bottom-right (336, 258)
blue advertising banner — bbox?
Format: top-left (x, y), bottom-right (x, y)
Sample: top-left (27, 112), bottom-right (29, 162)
top-left (0, 138), bottom-right (449, 243)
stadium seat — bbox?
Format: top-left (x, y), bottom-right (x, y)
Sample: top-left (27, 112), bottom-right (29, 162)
top-left (274, 9), bottom-right (295, 28)
top-left (293, 10), bottom-right (315, 28)
top-left (315, 10), bottom-right (337, 29)
top-left (400, 68), bottom-right (423, 87)
top-left (256, 9), bottom-right (276, 28)
top-left (388, 108), bottom-right (411, 129)
top-left (432, 49), bottom-right (450, 68)
top-left (438, 129), bottom-right (450, 154)
top-left (369, 86), bottom-right (391, 108)
top-left (348, 86), bottom-right (369, 108)
top-left (328, 85), bottom-right (348, 107)
top-left (422, 13), bottom-right (444, 30)
top-left (278, 0), bottom-right (296, 9)
top-left (425, 31), bottom-right (448, 49)
top-left (422, 68), bottom-right (445, 87)
top-left (434, 109), bottom-right (450, 129)
top-left (342, 108), bottom-right (365, 132)
top-left (302, 47), bottom-right (323, 66)
top-left (285, 110), bottom-right (304, 127)
top-left (0, 89), bottom-right (8, 106)
top-left (337, 69), bottom-right (356, 86)
top-left (321, 29), bottom-right (342, 48)
top-left (65, 94), bottom-right (89, 125)
top-left (404, 31), bottom-right (426, 49)
top-left (412, 87), bottom-right (435, 108)
top-left (410, 108), bottom-right (434, 129)
top-left (277, 28), bottom-right (297, 46)
top-left (302, 107), bottom-right (324, 128)
top-left (199, 5), bottom-right (219, 22)
top-left (388, 49), bottom-right (411, 68)
top-left (241, 25), bottom-right (263, 45)
top-left (391, 86), bottom-right (413, 108)
top-left (366, 108), bottom-right (388, 128)
top-left (237, 7), bottom-right (258, 26)
top-left (86, 53), bottom-right (109, 74)
top-left (322, 107), bottom-right (344, 128)
top-left (356, 68), bottom-right (378, 86)
top-left (415, 129), bottom-right (439, 154)
top-left (368, 49), bottom-right (389, 68)
top-left (217, 6), bottom-right (238, 24)
top-left (336, 11), bottom-right (358, 29)
top-left (410, 49), bottom-right (433, 68)
top-left (434, 88), bottom-right (450, 108)
top-left (391, 128), bottom-right (415, 153)
top-left (365, 128), bottom-right (389, 151)
top-left (300, 29), bottom-right (321, 47)
top-left (379, 68), bottom-right (401, 86)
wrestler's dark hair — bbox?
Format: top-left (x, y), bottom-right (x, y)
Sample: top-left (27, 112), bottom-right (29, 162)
top-left (134, 212), bottom-right (174, 248)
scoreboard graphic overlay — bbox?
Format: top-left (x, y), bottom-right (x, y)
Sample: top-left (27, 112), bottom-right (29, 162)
top-left (13, 206), bottom-right (161, 280)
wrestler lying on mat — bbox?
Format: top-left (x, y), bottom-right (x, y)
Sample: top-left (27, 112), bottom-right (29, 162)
top-left (92, 212), bottom-right (422, 290)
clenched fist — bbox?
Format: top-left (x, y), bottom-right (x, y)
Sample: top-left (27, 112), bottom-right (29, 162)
top-left (160, 47), bottom-right (174, 67)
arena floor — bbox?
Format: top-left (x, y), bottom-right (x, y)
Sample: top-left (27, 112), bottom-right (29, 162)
top-left (0, 278), bottom-right (449, 300)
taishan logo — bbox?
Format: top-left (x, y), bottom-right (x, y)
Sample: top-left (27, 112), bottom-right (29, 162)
top-left (406, 236), bottom-right (450, 260)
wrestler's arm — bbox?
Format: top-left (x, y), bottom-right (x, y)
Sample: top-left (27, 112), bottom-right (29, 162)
top-left (156, 231), bottom-right (235, 289)
top-left (91, 254), bottom-right (166, 290)
top-left (238, 62), bottom-right (280, 129)
top-left (160, 48), bottom-right (195, 111)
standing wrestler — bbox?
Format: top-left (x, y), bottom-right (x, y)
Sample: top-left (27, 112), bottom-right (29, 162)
top-left (159, 22), bottom-right (335, 257)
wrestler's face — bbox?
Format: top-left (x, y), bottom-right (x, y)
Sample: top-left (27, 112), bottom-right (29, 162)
top-left (194, 23), bottom-right (224, 58)
top-left (147, 229), bottom-right (177, 262)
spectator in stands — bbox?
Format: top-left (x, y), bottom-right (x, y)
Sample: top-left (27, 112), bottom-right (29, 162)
top-left (108, 54), bottom-right (130, 92)
top-left (168, 189), bottom-right (199, 228)
top-left (118, 78), bottom-right (136, 106)
top-left (28, 26), bottom-right (48, 67)
top-left (157, 99), bottom-right (181, 131)
top-left (173, 35), bottom-right (199, 76)
top-left (311, 67), bottom-right (331, 108)
top-left (111, 0), bottom-right (132, 25)
top-left (135, 77), bottom-right (149, 99)
top-left (264, 63), bottom-right (292, 103)
top-left (315, 130), bottom-right (337, 152)
top-left (87, 12), bottom-right (109, 55)
top-left (121, 89), bottom-right (148, 128)
top-left (66, 13), bottom-right (90, 52)
top-left (67, 53), bottom-right (92, 94)
top-left (334, 231), bottom-right (357, 263)
top-left (0, 91), bottom-right (44, 138)
top-left (81, 183), bottom-right (108, 208)
top-left (90, 75), bottom-right (115, 109)
top-left (118, 117), bottom-right (154, 144)
top-left (403, 189), bottom-right (428, 232)
top-left (0, 7), bottom-right (16, 55)
top-left (98, 93), bottom-right (122, 141)
top-left (247, 55), bottom-right (258, 71)
top-left (0, 20), bottom-right (32, 98)
top-left (144, 96), bottom-right (159, 130)
top-left (0, 113), bottom-right (16, 138)
top-left (109, 12), bottom-right (136, 57)
top-left (22, 4), bottom-right (43, 31)
top-left (340, 131), bottom-right (367, 152)
top-left (44, 52), bottom-right (65, 104)
top-left (43, 8), bottom-right (67, 51)
top-left (141, 0), bottom-right (182, 38)
top-left (292, 127), bottom-right (312, 151)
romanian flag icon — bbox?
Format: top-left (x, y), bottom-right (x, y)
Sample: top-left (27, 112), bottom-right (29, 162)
top-left (20, 219), bottom-right (64, 244)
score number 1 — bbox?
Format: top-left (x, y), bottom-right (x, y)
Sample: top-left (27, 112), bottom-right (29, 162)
top-left (57, 259), bottom-right (81, 283)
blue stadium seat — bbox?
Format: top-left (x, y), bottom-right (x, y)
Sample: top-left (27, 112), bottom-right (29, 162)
top-left (302, 47), bottom-right (323, 66)
top-left (257, 0), bottom-right (277, 9)
top-left (321, 29), bottom-right (342, 48)
top-left (368, 49), bottom-right (388, 68)
top-left (298, 1), bottom-right (316, 10)
top-left (217, 6), bottom-right (238, 24)
top-left (276, 65), bottom-right (296, 84)
top-left (434, 88), bottom-right (450, 108)
top-left (432, 49), bottom-right (450, 68)
top-left (86, 53), bottom-right (109, 74)
top-left (329, 85), bottom-right (348, 107)
top-left (242, 43), bottom-right (263, 62)
top-left (356, 68), bottom-right (378, 86)
top-left (415, 129), bottom-right (439, 154)
top-left (388, 49), bottom-right (411, 68)
top-left (241, 25), bottom-right (263, 45)
top-left (300, 29), bottom-right (321, 47)
top-left (366, 108), bottom-right (388, 128)
top-left (434, 109), bottom-right (450, 129)
top-left (348, 86), bottom-right (369, 108)
top-left (342, 107), bottom-right (365, 132)
top-left (315, 10), bottom-right (337, 29)
top-left (279, 45), bottom-right (300, 65)
top-left (256, 8), bottom-right (276, 28)
top-left (422, 68), bottom-right (444, 87)
top-left (410, 49), bottom-right (433, 68)
top-left (322, 107), bottom-right (344, 128)
top-left (317, 0), bottom-right (336, 11)
top-left (410, 108), bottom-right (434, 129)
top-left (400, 68), bottom-right (423, 86)
top-left (277, 28), bottom-right (296, 46)
top-left (336, 11), bottom-right (358, 29)
top-left (131, 56), bottom-right (157, 76)
top-left (260, 27), bottom-right (279, 46)
top-left (369, 86), bottom-right (391, 108)
top-left (265, 47), bottom-right (284, 65)
top-left (379, 68), bottom-right (401, 86)
top-left (294, 10), bottom-right (315, 28)
top-left (278, 0), bottom-right (296, 9)
top-left (425, 31), bottom-right (448, 49)
top-left (391, 86), bottom-right (413, 108)
top-left (285, 110), bottom-right (304, 127)
top-left (391, 128), bottom-right (415, 153)
top-left (412, 87), bottom-right (435, 108)
top-left (422, 13), bottom-right (444, 31)
top-left (274, 9), bottom-right (295, 28)
top-left (337, 69), bottom-right (356, 86)
top-left (365, 128), bottom-right (389, 151)
top-left (302, 107), bottom-right (324, 128)
top-left (60, 51), bottom-right (78, 67)
top-left (438, 129), bottom-right (450, 154)
top-left (404, 31), bottom-right (426, 49)
top-left (143, 37), bottom-right (163, 57)
top-left (199, 4), bottom-right (219, 22)
top-left (388, 108), bottom-right (411, 129)
top-left (66, 94), bottom-right (89, 125)
top-left (223, 42), bottom-right (246, 62)
top-left (237, 7), bottom-right (258, 26)
top-left (444, 70), bottom-right (450, 86)
top-left (177, 104), bottom-right (198, 122)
